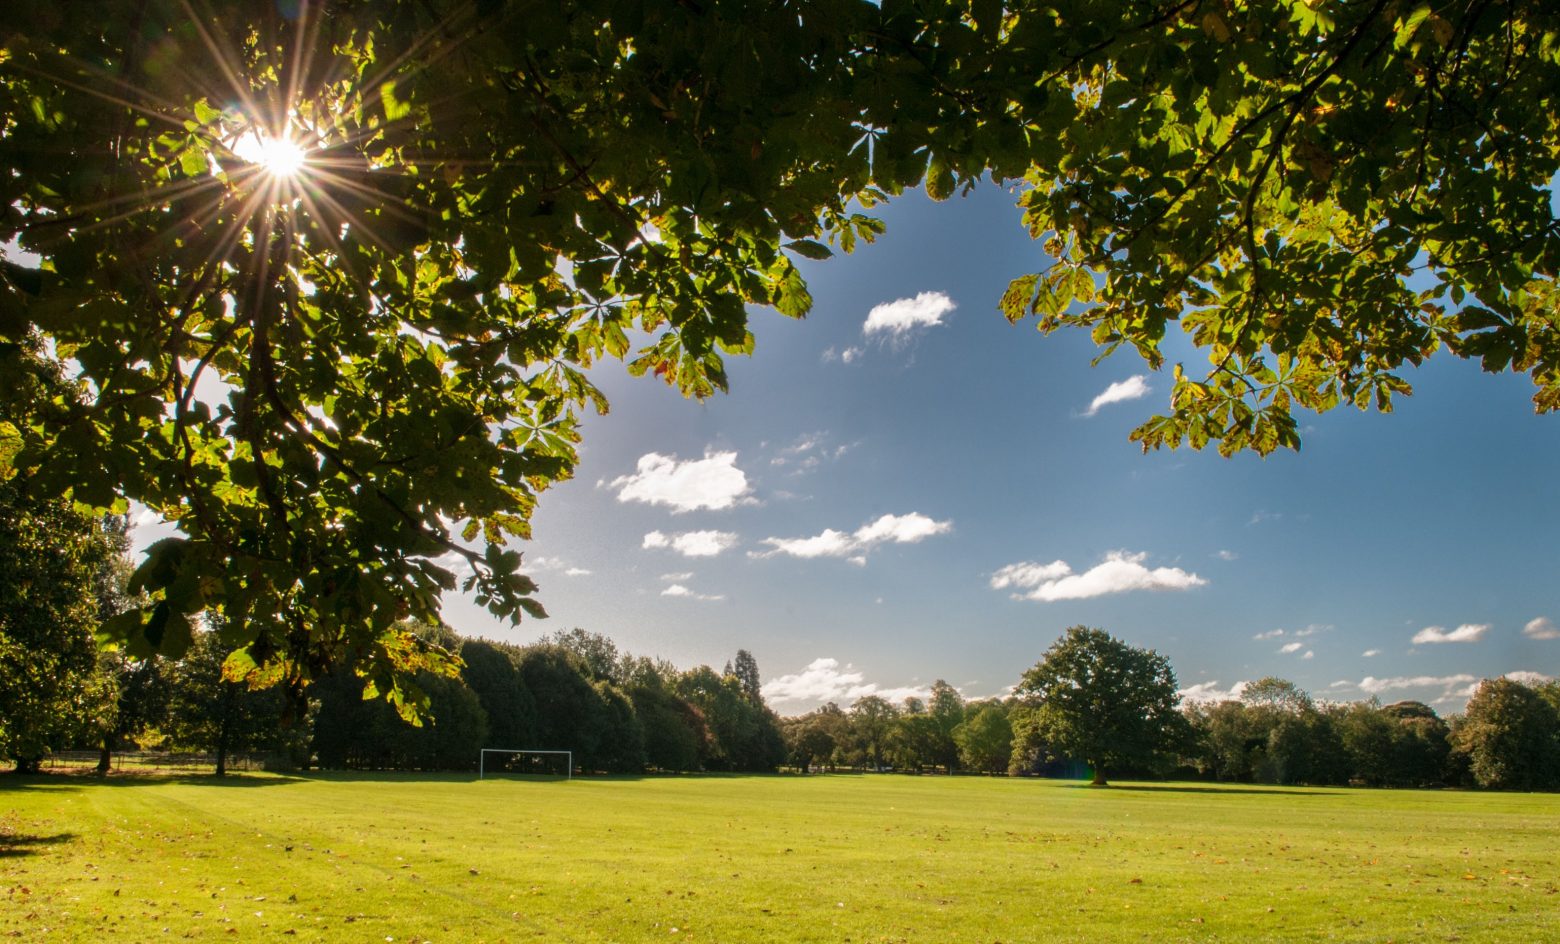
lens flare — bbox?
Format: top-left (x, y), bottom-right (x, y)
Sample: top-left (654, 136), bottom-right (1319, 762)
top-left (232, 129), bottom-right (307, 178)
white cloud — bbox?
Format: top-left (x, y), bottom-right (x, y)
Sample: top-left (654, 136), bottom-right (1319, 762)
top-left (1253, 628), bottom-right (1286, 640)
top-left (610, 451), bottom-right (751, 513)
top-left (1302, 650), bottom-right (1314, 660)
top-left (854, 512), bottom-right (950, 545)
top-left (1279, 642), bottom-right (1303, 654)
top-left (563, 567), bottom-right (593, 577)
top-left (862, 291), bottom-right (956, 338)
top-left (991, 560), bottom-right (1073, 590)
top-left (1506, 670), bottom-right (1554, 686)
top-left (1524, 617), bottom-right (1559, 640)
top-left (1357, 674), bottom-right (1478, 695)
top-left (1178, 680), bottom-right (1250, 703)
top-left (1214, 549), bottom-right (1238, 561)
top-left (760, 657), bottom-right (930, 709)
top-left (759, 528), bottom-right (857, 559)
top-left (1362, 649), bottom-right (1381, 657)
top-left (841, 346), bottom-right (862, 363)
top-left (642, 529), bottom-right (740, 557)
top-left (1083, 375), bottom-right (1150, 416)
top-left (1412, 623), bottom-right (1491, 645)
top-left (992, 551), bottom-right (1206, 603)
top-left (755, 512), bottom-right (952, 562)
top-left (660, 571), bottom-right (694, 581)
top-left (660, 583), bottom-right (724, 602)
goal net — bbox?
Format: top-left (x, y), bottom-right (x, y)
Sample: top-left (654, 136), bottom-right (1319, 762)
top-left (479, 748), bottom-right (573, 781)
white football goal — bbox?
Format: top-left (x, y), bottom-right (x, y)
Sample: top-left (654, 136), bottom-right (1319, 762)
top-left (478, 748), bottom-right (574, 781)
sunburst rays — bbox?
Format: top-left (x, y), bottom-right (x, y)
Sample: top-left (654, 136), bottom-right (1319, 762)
top-left (10, 0), bottom-right (493, 299)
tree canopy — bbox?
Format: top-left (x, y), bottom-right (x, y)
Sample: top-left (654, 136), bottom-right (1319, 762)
top-left (1015, 626), bottom-right (1182, 785)
top-left (3, 0), bottom-right (1556, 699)
top-left (0, 484), bottom-right (114, 771)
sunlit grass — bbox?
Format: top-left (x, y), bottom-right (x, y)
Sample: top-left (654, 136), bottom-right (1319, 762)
top-left (3, 773), bottom-right (1557, 942)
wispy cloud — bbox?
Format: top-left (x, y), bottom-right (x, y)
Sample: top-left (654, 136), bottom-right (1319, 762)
top-left (1359, 675), bottom-right (1479, 701)
top-left (1083, 375), bottom-right (1150, 416)
top-left (1524, 617), bottom-right (1559, 640)
top-left (760, 657), bottom-right (930, 709)
top-left (821, 345), bottom-right (864, 364)
top-left (1214, 549), bottom-right (1238, 561)
top-left (1334, 673), bottom-right (1559, 705)
top-left (1279, 642), bottom-right (1303, 654)
top-left (431, 549), bottom-right (475, 578)
top-left (642, 529), bottom-right (740, 557)
top-left (1412, 623), bottom-right (1491, 645)
top-left (520, 555), bottom-right (592, 577)
top-left (991, 551), bottom-right (1206, 603)
top-left (754, 512), bottom-right (952, 563)
top-left (1179, 680), bottom-right (1250, 703)
top-left (1256, 624), bottom-right (1328, 645)
top-left (770, 433), bottom-right (853, 474)
top-left (660, 583), bottom-right (724, 602)
top-left (610, 451), bottom-right (752, 513)
top-left (1338, 672), bottom-right (1560, 706)
top-left (862, 291), bottom-right (956, 339)
top-left (1362, 649), bottom-right (1381, 657)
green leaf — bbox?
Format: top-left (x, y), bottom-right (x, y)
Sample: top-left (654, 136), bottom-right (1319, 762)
top-left (784, 239), bottom-right (834, 261)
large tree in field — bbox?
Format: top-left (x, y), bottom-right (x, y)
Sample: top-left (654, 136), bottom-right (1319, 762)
top-left (4, 1), bottom-right (1558, 699)
top-left (1452, 677), bottom-right (1560, 791)
top-left (1016, 626), bottom-right (1182, 786)
top-left (0, 484), bottom-right (113, 772)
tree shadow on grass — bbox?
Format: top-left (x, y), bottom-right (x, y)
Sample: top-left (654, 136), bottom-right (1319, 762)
top-left (1097, 783), bottom-right (1341, 797)
top-left (78, 772), bottom-right (309, 788)
top-left (0, 831), bottom-right (77, 859)
top-left (0, 770), bottom-right (307, 792)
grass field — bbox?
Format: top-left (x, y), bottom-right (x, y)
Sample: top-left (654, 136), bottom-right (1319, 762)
top-left (3, 772), bottom-right (1558, 942)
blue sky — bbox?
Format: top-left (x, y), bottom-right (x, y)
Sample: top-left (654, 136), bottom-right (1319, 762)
top-left (434, 185), bottom-right (1560, 714)
top-left (123, 185), bottom-right (1558, 714)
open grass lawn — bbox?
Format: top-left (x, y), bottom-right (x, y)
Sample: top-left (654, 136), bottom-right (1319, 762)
top-left (2, 772), bottom-right (1557, 942)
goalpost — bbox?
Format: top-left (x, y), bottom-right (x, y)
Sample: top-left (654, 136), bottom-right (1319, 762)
top-left (478, 748), bottom-right (574, 781)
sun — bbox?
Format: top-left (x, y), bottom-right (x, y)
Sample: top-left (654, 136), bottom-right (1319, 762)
top-left (231, 128), bottom-right (308, 179)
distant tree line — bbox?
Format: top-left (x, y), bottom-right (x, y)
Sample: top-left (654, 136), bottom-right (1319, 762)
top-left (780, 628), bottom-right (1560, 792)
top-left (0, 476), bottom-right (788, 775)
top-left (6, 618), bottom-right (787, 776)
top-left (1, 488), bottom-right (1554, 789)
top-left (309, 625), bottom-right (786, 774)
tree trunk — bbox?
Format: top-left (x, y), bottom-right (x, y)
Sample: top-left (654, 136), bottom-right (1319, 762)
top-left (1090, 765), bottom-right (1108, 787)
top-left (96, 735), bottom-right (113, 774)
top-left (215, 695), bottom-right (232, 777)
